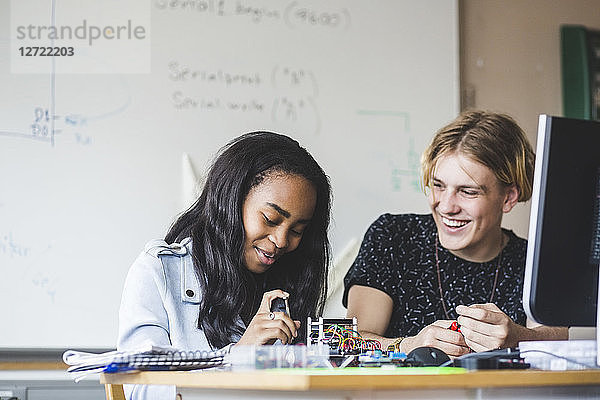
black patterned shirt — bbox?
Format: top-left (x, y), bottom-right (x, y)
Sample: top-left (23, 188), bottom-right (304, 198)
top-left (342, 213), bottom-right (527, 338)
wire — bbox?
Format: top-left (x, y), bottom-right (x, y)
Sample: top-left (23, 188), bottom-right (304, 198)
top-left (519, 349), bottom-right (598, 370)
top-left (440, 348), bottom-right (598, 369)
top-left (320, 324), bottom-right (382, 353)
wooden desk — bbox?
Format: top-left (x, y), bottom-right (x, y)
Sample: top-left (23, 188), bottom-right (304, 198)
top-left (0, 361), bottom-right (104, 400)
top-left (101, 368), bottom-right (600, 399)
top-left (0, 361), bottom-right (66, 370)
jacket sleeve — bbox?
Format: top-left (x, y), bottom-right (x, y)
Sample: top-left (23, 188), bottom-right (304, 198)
top-left (117, 250), bottom-right (175, 400)
top-left (118, 250), bottom-right (172, 350)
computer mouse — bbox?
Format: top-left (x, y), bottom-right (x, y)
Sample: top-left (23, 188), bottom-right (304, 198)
top-left (406, 346), bottom-right (451, 367)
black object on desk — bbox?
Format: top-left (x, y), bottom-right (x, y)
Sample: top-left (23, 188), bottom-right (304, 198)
top-left (270, 297), bottom-right (289, 316)
top-left (405, 347), bottom-right (450, 367)
top-left (453, 348), bottom-right (530, 370)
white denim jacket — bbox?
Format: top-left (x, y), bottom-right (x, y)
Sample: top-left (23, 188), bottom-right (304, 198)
top-left (118, 238), bottom-right (240, 400)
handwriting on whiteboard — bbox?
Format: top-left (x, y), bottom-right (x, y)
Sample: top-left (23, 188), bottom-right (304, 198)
top-left (154, 0), bottom-right (351, 30)
top-left (0, 106), bottom-right (95, 147)
top-left (0, 232), bottom-right (57, 301)
top-left (0, 232), bottom-right (31, 258)
top-left (169, 62), bottom-right (321, 134)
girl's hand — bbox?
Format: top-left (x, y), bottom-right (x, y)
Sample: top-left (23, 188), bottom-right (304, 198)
top-left (236, 289), bottom-right (301, 346)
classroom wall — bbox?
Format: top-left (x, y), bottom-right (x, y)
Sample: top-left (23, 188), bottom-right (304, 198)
top-left (0, 0), bottom-right (458, 348)
top-left (460, 0), bottom-right (600, 238)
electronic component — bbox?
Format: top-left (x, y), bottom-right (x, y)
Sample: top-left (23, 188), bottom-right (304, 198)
top-left (357, 350), bottom-right (417, 368)
top-left (270, 297), bottom-right (289, 316)
top-left (270, 297), bottom-right (291, 345)
top-left (306, 317), bottom-right (381, 356)
top-left (453, 348), bottom-right (530, 370)
top-left (449, 321), bottom-right (462, 333)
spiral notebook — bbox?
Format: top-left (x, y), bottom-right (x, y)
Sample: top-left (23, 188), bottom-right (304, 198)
top-left (64, 345), bottom-right (226, 381)
top-left (103, 349), bottom-right (226, 373)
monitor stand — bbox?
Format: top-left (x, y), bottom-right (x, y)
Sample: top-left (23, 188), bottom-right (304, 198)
top-left (569, 327), bottom-right (596, 340)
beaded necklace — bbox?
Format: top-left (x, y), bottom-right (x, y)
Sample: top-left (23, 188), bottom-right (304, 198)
top-left (435, 233), bottom-right (505, 319)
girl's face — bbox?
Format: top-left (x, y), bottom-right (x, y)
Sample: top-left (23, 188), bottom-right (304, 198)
top-left (428, 152), bottom-right (519, 262)
top-left (241, 173), bottom-right (317, 274)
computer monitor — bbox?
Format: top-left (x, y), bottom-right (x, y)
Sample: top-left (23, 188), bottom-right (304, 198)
top-left (524, 115), bottom-right (600, 330)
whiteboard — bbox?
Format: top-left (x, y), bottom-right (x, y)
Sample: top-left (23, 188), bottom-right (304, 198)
top-left (0, 0), bottom-right (458, 348)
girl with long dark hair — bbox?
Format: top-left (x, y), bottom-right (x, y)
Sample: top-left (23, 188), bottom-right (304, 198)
top-left (118, 131), bottom-right (331, 399)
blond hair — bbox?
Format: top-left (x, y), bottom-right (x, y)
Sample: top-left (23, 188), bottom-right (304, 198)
top-left (421, 110), bottom-right (535, 202)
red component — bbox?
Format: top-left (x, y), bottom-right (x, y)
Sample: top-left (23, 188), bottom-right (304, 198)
top-left (450, 321), bottom-right (461, 333)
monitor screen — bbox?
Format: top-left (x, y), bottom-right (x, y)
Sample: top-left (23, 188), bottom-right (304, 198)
top-left (524, 115), bottom-right (600, 327)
